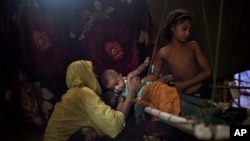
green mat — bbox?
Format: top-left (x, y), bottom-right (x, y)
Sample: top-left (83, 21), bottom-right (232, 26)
top-left (180, 95), bottom-right (224, 124)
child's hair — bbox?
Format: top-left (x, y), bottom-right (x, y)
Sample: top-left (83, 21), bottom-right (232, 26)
top-left (162, 9), bottom-right (194, 41)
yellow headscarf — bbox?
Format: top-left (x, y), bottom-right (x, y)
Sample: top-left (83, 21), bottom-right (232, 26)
top-left (66, 60), bottom-right (101, 95)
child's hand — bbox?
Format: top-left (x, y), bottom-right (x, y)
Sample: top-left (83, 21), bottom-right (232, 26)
top-left (157, 74), bottom-right (174, 84)
top-left (173, 81), bottom-right (185, 92)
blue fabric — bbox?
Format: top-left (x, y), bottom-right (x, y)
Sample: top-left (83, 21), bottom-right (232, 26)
top-left (121, 79), bottom-right (150, 98)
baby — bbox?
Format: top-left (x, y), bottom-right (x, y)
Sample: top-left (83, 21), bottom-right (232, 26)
top-left (101, 57), bottom-right (151, 101)
top-left (101, 57), bottom-right (179, 141)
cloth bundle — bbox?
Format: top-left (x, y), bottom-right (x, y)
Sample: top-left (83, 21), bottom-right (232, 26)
top-left (136, 81), bottom-right (181, 115)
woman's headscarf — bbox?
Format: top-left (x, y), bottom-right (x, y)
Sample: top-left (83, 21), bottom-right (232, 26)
top-left (66, 60), bottom-right (101, 95)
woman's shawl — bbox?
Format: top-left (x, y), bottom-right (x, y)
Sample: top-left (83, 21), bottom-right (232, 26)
top-left (43, 60), bottom-right (125, 141)
top-left (65, 60), bottom-right (101, 93)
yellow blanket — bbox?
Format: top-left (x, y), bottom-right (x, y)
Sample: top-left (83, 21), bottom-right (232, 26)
top-left (136, 82), bottom-right (181, 115)
top-left (43, 60), bottom-right (125, 141)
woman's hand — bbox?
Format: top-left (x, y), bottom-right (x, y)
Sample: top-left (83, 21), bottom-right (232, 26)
top-left (116, 76), bottom-right (142, 118)
top-left (127, 76), bottom-right (142, 95)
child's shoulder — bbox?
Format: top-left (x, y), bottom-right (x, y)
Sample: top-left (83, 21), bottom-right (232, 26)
top-left (186, 40), bottom-right (199, 48)
top-left (157, 44), bottom-right (172, 58)
top-left (158, 44), bottom-right (171, 53)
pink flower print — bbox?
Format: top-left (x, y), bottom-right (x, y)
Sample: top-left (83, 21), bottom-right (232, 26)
top-left (81, 19), bottom-right (139, 77)
top-left (33, 31), bottom-right (51, 51)
top-left (104, 41), bottom-right (124, 61)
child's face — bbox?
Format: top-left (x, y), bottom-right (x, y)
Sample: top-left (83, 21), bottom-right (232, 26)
top-left (106, 73), bottom-right (125, 94)
top-left (171, 19), bottom-right (192, 43)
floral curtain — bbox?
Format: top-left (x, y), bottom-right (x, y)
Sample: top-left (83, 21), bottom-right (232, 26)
top-left (2, 0), bottom-right (155, 128)
top-left (16, 0), bottom-right (155, 80)
top-left (71, 0), bottom-right (156, 77)
top-left (18, 4), bottom-right (69, 81)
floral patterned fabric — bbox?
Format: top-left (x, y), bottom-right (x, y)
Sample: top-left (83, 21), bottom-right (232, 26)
top-left (16, 0), bottom-right (154, 87)
top-left (14, 0), bottom-right (154, 105)
top-left (81, 19), bottom-right (139, 77)
top-left (19, 6), bottom-right (68, 80)
top-left (76, 0), bottom-right (155, 77)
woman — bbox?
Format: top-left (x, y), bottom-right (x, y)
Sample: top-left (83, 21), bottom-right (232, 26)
top-left (43, 60), bottom-right (142, 141)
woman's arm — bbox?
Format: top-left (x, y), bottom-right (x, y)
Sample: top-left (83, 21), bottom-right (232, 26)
top-left (116, 76), bottom-right (142, 118)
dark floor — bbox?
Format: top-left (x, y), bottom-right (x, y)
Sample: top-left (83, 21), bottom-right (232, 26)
top-left (0, 115), bottom-right (142, 141)
top-left (0, 114), bottom-right (198, 141)
top-left (0, 117), bottom-right (43, 141)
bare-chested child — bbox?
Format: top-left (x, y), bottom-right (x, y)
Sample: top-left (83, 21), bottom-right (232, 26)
top-left (142, 9), bottom-right (212, 99)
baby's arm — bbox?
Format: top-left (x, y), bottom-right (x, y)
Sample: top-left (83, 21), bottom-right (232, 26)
top-left (141, 47), bottom-right (167, 82)
top-left (128, 57), bottom-right (150, 78)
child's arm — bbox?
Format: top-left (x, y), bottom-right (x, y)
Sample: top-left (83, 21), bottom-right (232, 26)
top-left (128, 57), bottom-right (150, 78)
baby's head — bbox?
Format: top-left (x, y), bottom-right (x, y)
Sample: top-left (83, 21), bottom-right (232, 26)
top-left (101, 69), bottom-right (125, 94)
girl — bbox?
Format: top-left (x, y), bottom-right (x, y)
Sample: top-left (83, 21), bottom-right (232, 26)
top-left (142, 9), bottom-right (212, 99)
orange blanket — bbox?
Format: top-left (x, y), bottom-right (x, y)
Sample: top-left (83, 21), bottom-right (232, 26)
top-left (136, 82), bottom-right (181, 115)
